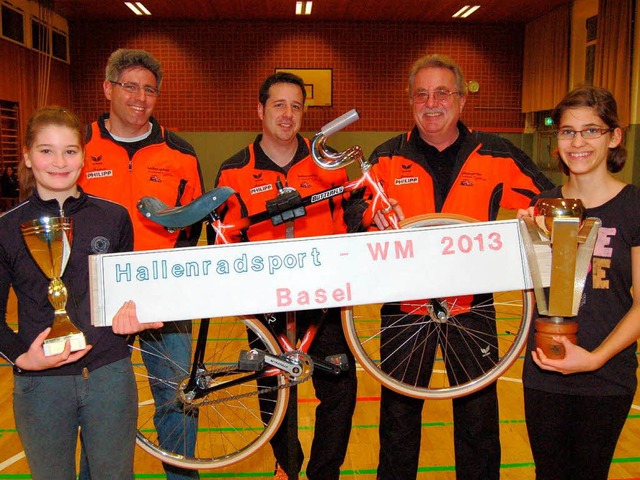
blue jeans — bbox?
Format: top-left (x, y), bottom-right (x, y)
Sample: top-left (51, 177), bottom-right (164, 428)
top-left (139, 326), bottom-right (200, 479)
top-left (13, 357), bottom-right (137, 480)
top-left (80, 326), bottom-right (199, 480)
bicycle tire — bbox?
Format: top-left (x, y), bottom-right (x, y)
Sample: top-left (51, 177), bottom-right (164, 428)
top-left (132, 315), bottom-right (289, 469)
top-left (342, 213), bottom-right (534, 399)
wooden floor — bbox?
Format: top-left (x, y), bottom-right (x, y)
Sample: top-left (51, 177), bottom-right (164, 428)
top-left (1, 287), bottom-right (639, 479)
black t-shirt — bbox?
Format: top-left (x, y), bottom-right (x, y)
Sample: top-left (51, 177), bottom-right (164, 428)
top-left (523, 184), bottom-right (640, 396)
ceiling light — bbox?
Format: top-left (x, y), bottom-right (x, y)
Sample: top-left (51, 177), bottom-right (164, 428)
top-left (125, 2), bottom-right (151, 16)
top-left (135, 2), bottom-right (151, 15)
top-left (461, 5), bottom-right (480, 17)
top-left (296, 1), bottom-right (312, 15)
top-left (452, 5), bottom-right (481, 18)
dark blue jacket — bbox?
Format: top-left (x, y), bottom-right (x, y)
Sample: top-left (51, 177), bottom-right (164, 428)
top-left (0, 188), bottom-right (133, 375)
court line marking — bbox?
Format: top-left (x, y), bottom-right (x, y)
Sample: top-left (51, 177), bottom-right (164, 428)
top-left (0, 451), bottom-right (25, 471)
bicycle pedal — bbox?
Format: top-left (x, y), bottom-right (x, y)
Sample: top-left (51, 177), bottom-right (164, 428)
top-left (325, 353), bottom-right (350, 372)
top-left (238, 350), bottom-right (265, 371)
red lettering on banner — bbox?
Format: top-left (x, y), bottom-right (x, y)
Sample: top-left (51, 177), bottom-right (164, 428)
top-left (276, 283), bottom-right (352, 307)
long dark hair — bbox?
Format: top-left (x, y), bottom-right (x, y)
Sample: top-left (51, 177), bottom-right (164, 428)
top-left (19, 106), bottom-right (84, 201)
top-left (552, 86), bottom-right (626, 175)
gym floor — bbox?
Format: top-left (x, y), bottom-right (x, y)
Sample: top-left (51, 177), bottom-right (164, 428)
top-left (1, 291), bottom-right (639, 479)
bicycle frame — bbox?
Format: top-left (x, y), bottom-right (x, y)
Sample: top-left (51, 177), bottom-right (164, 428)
top-left (173, 109), bottom-right (386, 404)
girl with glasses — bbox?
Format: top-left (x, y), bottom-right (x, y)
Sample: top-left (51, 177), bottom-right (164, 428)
top-left (518, 86), bottom-right (640, 480)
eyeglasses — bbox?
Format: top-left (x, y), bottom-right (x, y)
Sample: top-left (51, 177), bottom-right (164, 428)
top-left (412, 89), bottom-right (461, 104)
top-left (110, 81), bottom-right (160, 97)
top-left (555, 127), bottom-right (613, 140)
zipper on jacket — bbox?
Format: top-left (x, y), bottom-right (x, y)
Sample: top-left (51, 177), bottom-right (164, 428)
top-left (175, 179), bottom-right (187, 206)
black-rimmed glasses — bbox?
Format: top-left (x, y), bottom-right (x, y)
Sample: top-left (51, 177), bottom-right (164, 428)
top-left (110, 81), bottom-right (160, 97)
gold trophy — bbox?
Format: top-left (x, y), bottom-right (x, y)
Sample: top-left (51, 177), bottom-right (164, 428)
top-left (519, 199), bottom-right (600, 359)
top-left (21, 217), bottom-right (87, 356)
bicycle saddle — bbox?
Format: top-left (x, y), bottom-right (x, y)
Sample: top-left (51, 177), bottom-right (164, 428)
top-left (137, 186), bottom-right (235, 229)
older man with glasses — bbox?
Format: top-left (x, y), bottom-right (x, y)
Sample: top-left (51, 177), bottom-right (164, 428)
top-left (346, 53), bottom-right (554, 480)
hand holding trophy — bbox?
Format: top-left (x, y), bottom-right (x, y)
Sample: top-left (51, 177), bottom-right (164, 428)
top-left (520, 198), bottom-right (600, 359)
top-left (21, 216), bottom-right (87, 356)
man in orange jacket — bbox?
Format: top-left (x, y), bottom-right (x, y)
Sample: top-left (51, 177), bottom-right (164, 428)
top-left (214, 72), bottom-right (357, 480)
top-left (79, 48), bottom-right (203, 480)
top-left (346, 54), bottom-right (554, 480)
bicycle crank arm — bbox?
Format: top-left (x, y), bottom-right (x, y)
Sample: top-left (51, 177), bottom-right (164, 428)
top-left (238, 349), bottom-right (304, 377)
top-left (312, 353), bottom-right (349, 375)
top-left (264, 352), bottom-right (304, 377)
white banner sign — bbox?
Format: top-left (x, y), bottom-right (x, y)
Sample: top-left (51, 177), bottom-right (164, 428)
top-left (90, 219), bottom-right (541, 326)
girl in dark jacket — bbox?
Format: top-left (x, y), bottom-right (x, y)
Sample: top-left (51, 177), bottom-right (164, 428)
top-left (0, 106), bottom-right (160, 479)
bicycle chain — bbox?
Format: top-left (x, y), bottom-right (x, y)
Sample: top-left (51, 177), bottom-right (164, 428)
top-left (180, 352), bottom-right (313, 408)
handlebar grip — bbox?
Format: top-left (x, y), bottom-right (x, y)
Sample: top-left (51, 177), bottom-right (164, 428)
top-left (320, 109), bottom-right (360, 137)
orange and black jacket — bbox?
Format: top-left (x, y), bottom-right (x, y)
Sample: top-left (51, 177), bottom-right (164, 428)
top-left (214, 134), bottom-right (348, 242)
top-left (79, 114), bottom-right (205, 251)
top-left (348, 122), bottom-right (554, 228)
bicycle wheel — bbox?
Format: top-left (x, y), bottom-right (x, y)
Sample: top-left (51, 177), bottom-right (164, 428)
top-left (131, 315), bottom-right (290, 469)
top-left (343, 213), bottom-right (534, 399)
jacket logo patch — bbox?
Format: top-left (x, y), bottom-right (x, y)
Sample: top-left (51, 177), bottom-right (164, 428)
top-left (250, 184), bottom-right (274, 195)
top-left (299, 182), bottom-right (312, 189)
top-left (402, 164), bottom-right (412, 170)
top-left (459, 172), bottom-right (486, 185)
top-left (149, 175), bottom-right (161, 183)
top-left (90, 236), bottom-right (110, 254)
top-left (91, 155), bottom-right (103, 163)
top-left (86, 170), bottom-right (112, 179)
top-left (394, 177), bottom-right (418, 185)
top-left (253, 173), bottom-right (263, 180)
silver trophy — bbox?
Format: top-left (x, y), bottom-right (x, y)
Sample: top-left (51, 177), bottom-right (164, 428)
top-left (519, 198), bottom-right (600, 359)
top-left (21, 217), bottom-right (87, 356)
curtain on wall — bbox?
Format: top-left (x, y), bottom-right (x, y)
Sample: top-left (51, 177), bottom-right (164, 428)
top-left (594, 0), bottom-right (633, 126)
top-left (522, 5), bottom-right (570, 113)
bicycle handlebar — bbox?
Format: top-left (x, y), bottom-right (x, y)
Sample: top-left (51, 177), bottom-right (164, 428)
top-left (319, 109), bottom-right (360, 136)
top-left (312, 109), bottom-right (364, 171)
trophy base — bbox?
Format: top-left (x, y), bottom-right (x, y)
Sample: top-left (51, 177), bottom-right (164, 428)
top-left (534, 317), bottom-right (578, 360)
top-left (43, 332), bottom-right (87, 357)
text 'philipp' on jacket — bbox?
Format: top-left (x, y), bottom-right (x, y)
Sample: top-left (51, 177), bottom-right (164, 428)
top-left (79, 115), bottom-right (204, 251)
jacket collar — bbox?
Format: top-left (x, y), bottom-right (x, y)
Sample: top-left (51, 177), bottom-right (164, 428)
top-left (28, 186), bottom-right (88, 217)
top-left (97, 113), bottom-right (163, 144)
top-left (252, 134), bottom-right (310, 172)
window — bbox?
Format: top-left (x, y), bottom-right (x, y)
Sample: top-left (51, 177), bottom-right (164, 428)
top-left (1, 2), bottom-right (24, 44)
top-left (51, 28), bottom-right (67, 61)
top-left (1, 1), bottom-right (69, 63)
top-left (0, 100), bottom-right (20, 172)
top-left (31, 17), bottom-right (49, 53)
